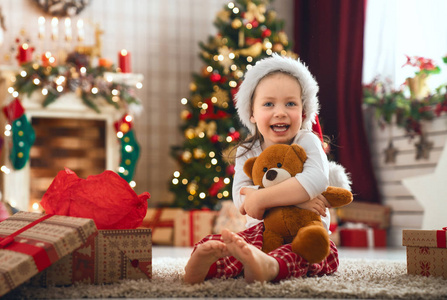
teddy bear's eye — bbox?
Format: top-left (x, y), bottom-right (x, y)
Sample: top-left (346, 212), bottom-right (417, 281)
top-left (263, 167), bottom-right (268, 172)
top-left (277, 163), bottom-right (282, 168)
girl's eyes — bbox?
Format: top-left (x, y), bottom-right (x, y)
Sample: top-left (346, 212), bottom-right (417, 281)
top-left (262, 101), bottom-right (298, 107)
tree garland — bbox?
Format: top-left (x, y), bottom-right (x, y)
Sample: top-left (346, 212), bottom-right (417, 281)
top-left (13, 55), bottom-right (141, 114)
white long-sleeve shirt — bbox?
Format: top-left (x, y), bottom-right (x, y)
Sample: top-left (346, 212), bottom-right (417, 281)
top-left (232, 130), bottom-right (331, 231)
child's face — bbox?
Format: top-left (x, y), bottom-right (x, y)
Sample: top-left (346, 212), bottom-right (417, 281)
top-left (250, 72), bottom-right (303, 148)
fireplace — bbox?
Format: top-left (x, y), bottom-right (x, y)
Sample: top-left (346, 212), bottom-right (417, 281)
top-left (3, 93), bottom-right (122, 212)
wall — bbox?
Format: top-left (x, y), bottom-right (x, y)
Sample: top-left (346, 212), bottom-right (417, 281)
top-left (0, 0), bottom-right (294, 206)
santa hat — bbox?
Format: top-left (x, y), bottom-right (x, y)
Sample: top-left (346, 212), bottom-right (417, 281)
top-left (235, 54), bottom-right (320, 136)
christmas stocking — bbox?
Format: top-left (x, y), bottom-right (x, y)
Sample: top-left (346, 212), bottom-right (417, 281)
top-left (2, 98), bottom-right (36, 170)
top-left (114, 114), bottom-right (140, 182)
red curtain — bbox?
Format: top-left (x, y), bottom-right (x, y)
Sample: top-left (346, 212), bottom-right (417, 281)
top-left (293, 0), bottom-right (380, 203)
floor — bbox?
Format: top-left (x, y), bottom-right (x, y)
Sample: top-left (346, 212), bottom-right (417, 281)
top-left (153, 246), bottom-right (407, 262)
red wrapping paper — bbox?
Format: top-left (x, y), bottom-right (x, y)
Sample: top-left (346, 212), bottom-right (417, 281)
top-left (40, 168), bottom-right (150, 230)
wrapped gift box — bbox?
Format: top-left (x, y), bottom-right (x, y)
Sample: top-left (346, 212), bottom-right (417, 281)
top-left (0, 211), bottom-right (97, 297)
top-left (174, 209), bottom-right (218, 247)
top-left (213, 200), bottom-right (246, 234)
top-left (140, 208), bottom-right (183, 245)
top-left (337, 202), bottom-right (391, 228)
top-left (34, 228), bottom-right (152, 286)
top-left (339, 226), bottom-right (387, 248)
top-left (402, 229), bottom-right (447, 279)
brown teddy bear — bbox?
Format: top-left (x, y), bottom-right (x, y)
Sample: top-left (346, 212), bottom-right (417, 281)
top-left (243, 144), bottom-right (353, 264)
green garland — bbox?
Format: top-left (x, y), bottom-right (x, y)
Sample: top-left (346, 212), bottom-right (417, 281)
top-left (13, 60), bottom-right (141, 113)
top-left (363, 58), bottom-right (447, 137)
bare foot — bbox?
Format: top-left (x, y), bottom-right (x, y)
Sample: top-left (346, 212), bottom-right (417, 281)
top-left (222, 229), bottom-right (279, 283)
top-left (184, 240), bottom-right (229, 284)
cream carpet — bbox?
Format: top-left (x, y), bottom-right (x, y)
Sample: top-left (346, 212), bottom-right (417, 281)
top-left (5, 257), bottom-right (447, 299)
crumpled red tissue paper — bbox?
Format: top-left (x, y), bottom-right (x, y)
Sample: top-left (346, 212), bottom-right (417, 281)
top-left (40, 168), bottom-right (150, 230)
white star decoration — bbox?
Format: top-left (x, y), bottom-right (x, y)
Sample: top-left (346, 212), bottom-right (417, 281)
top-left (402, 139), bottom-right (447, 229)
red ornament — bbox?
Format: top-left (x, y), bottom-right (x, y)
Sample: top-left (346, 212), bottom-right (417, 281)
top-left (208, 178), bottom-right (225, 197)
top-left (251, 20), bottom-right (259, 28)
top-left (210, 72), bottom-right (222, 83)
top-left (262, 28), bottom-right (272, 38)
top-left (210, 134), bottom-right (220, 143)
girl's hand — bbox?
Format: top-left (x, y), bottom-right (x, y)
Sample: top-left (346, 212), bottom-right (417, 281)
top-left (239, 187), bottom-right (265, 220)
top-left (296, 194), bottom-right (331, 216)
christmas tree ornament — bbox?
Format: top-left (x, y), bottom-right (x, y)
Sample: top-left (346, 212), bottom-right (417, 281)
top-left (2, 98), bottom-right (36, 170)
top-left (244, 1), bottom-right (266, 23)
top-left (184, 128), bottom-right (196, 140)
top-left (211, 88), bottom-right (230, 107)
top-left (182, 150), bottom-right (192, 163)
top-left (217, 46), bottom-right (234, 74)
top-left (209, 72), bottom-right (222, 83)
top-left (180, 109), bottom-right (192, 120)
top-left (231, 19), bottom-right (242, 29)
top-left (216, 9), bottom-right (231, 22)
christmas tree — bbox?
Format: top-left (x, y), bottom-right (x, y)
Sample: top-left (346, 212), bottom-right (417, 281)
top-left (169, 0), bottom-right (296, 210)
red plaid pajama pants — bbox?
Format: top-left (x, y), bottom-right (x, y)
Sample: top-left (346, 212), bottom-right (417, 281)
top-left (193, 222), bottom-right (339, 281)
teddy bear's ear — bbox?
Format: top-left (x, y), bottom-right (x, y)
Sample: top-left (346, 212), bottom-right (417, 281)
top-left (291, 144), bottom-right (307, 163)
top-left (243, 157), bottom-right (257, 179)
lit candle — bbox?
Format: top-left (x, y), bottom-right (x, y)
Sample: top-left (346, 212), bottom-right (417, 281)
top-left (51, 17), bottom-right (58, 41)
top-left (38, 16), bottom-right (45, 40)
top-left (17, 43), bottom-right (33, 65)
top-left (64, 17), bottom-right (72, 42)
top-left (118, 49), bottom-right (131, 73)
top-left (77, 19), bottom-right (84, 42)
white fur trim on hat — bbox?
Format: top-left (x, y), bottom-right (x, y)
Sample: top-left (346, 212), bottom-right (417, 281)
top-left (235, 54), bottom-right (319, 135)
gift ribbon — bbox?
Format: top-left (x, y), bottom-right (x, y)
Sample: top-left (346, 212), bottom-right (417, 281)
top-left (188, 209), bottom-right (210, 246)
top-left (147, 209), bottom-right (174, 235)
top-left (0, 214), bottom-right (53, 271)
top-left (436, 227), bottom-right (447, 248)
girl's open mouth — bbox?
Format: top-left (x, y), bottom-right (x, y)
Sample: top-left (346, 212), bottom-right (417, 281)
top-left (271, 124), bottom-right (289, 132)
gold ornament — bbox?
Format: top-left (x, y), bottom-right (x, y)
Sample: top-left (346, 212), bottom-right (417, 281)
top-left (211, 88), bottom-right (230, 107)
top-left (235, 42), bottom-right (263, 57)
top-left (266, 11), bottom-right (277, 23)
top-left (182, 150), bottom-right (192, 163)
top-left (185, 128), bottom-right (196, 139)
top-left (206, 121), bottom-right (217, 137)
top-left (231, 19), bottom-right (242, 29)
top-left (218, 46), bottom-right (234, 74)
top-left (216, 9), bottom-right (231, 22)
top-left (278, 31), bottom-right (289, 45)
top-left (187, 181), bottom-right (198, 194)
top-left (190, 82), bottom-right (197, 92)
top-left (244, 1), bottom-right (266, 23)
top-left (191, 94), bottom-right (202, 106)
top-left (194, 120), bottom-right (216, 137)
top-left (193, 148), bottom-right (206, 159)
top-left (180, 110), bottom-right (190, 120)
top-left (272, 43), bottom-right (284, 52)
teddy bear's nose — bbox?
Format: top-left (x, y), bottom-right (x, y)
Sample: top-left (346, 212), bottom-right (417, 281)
top-left (266, 169), bottom-right (277, 181)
